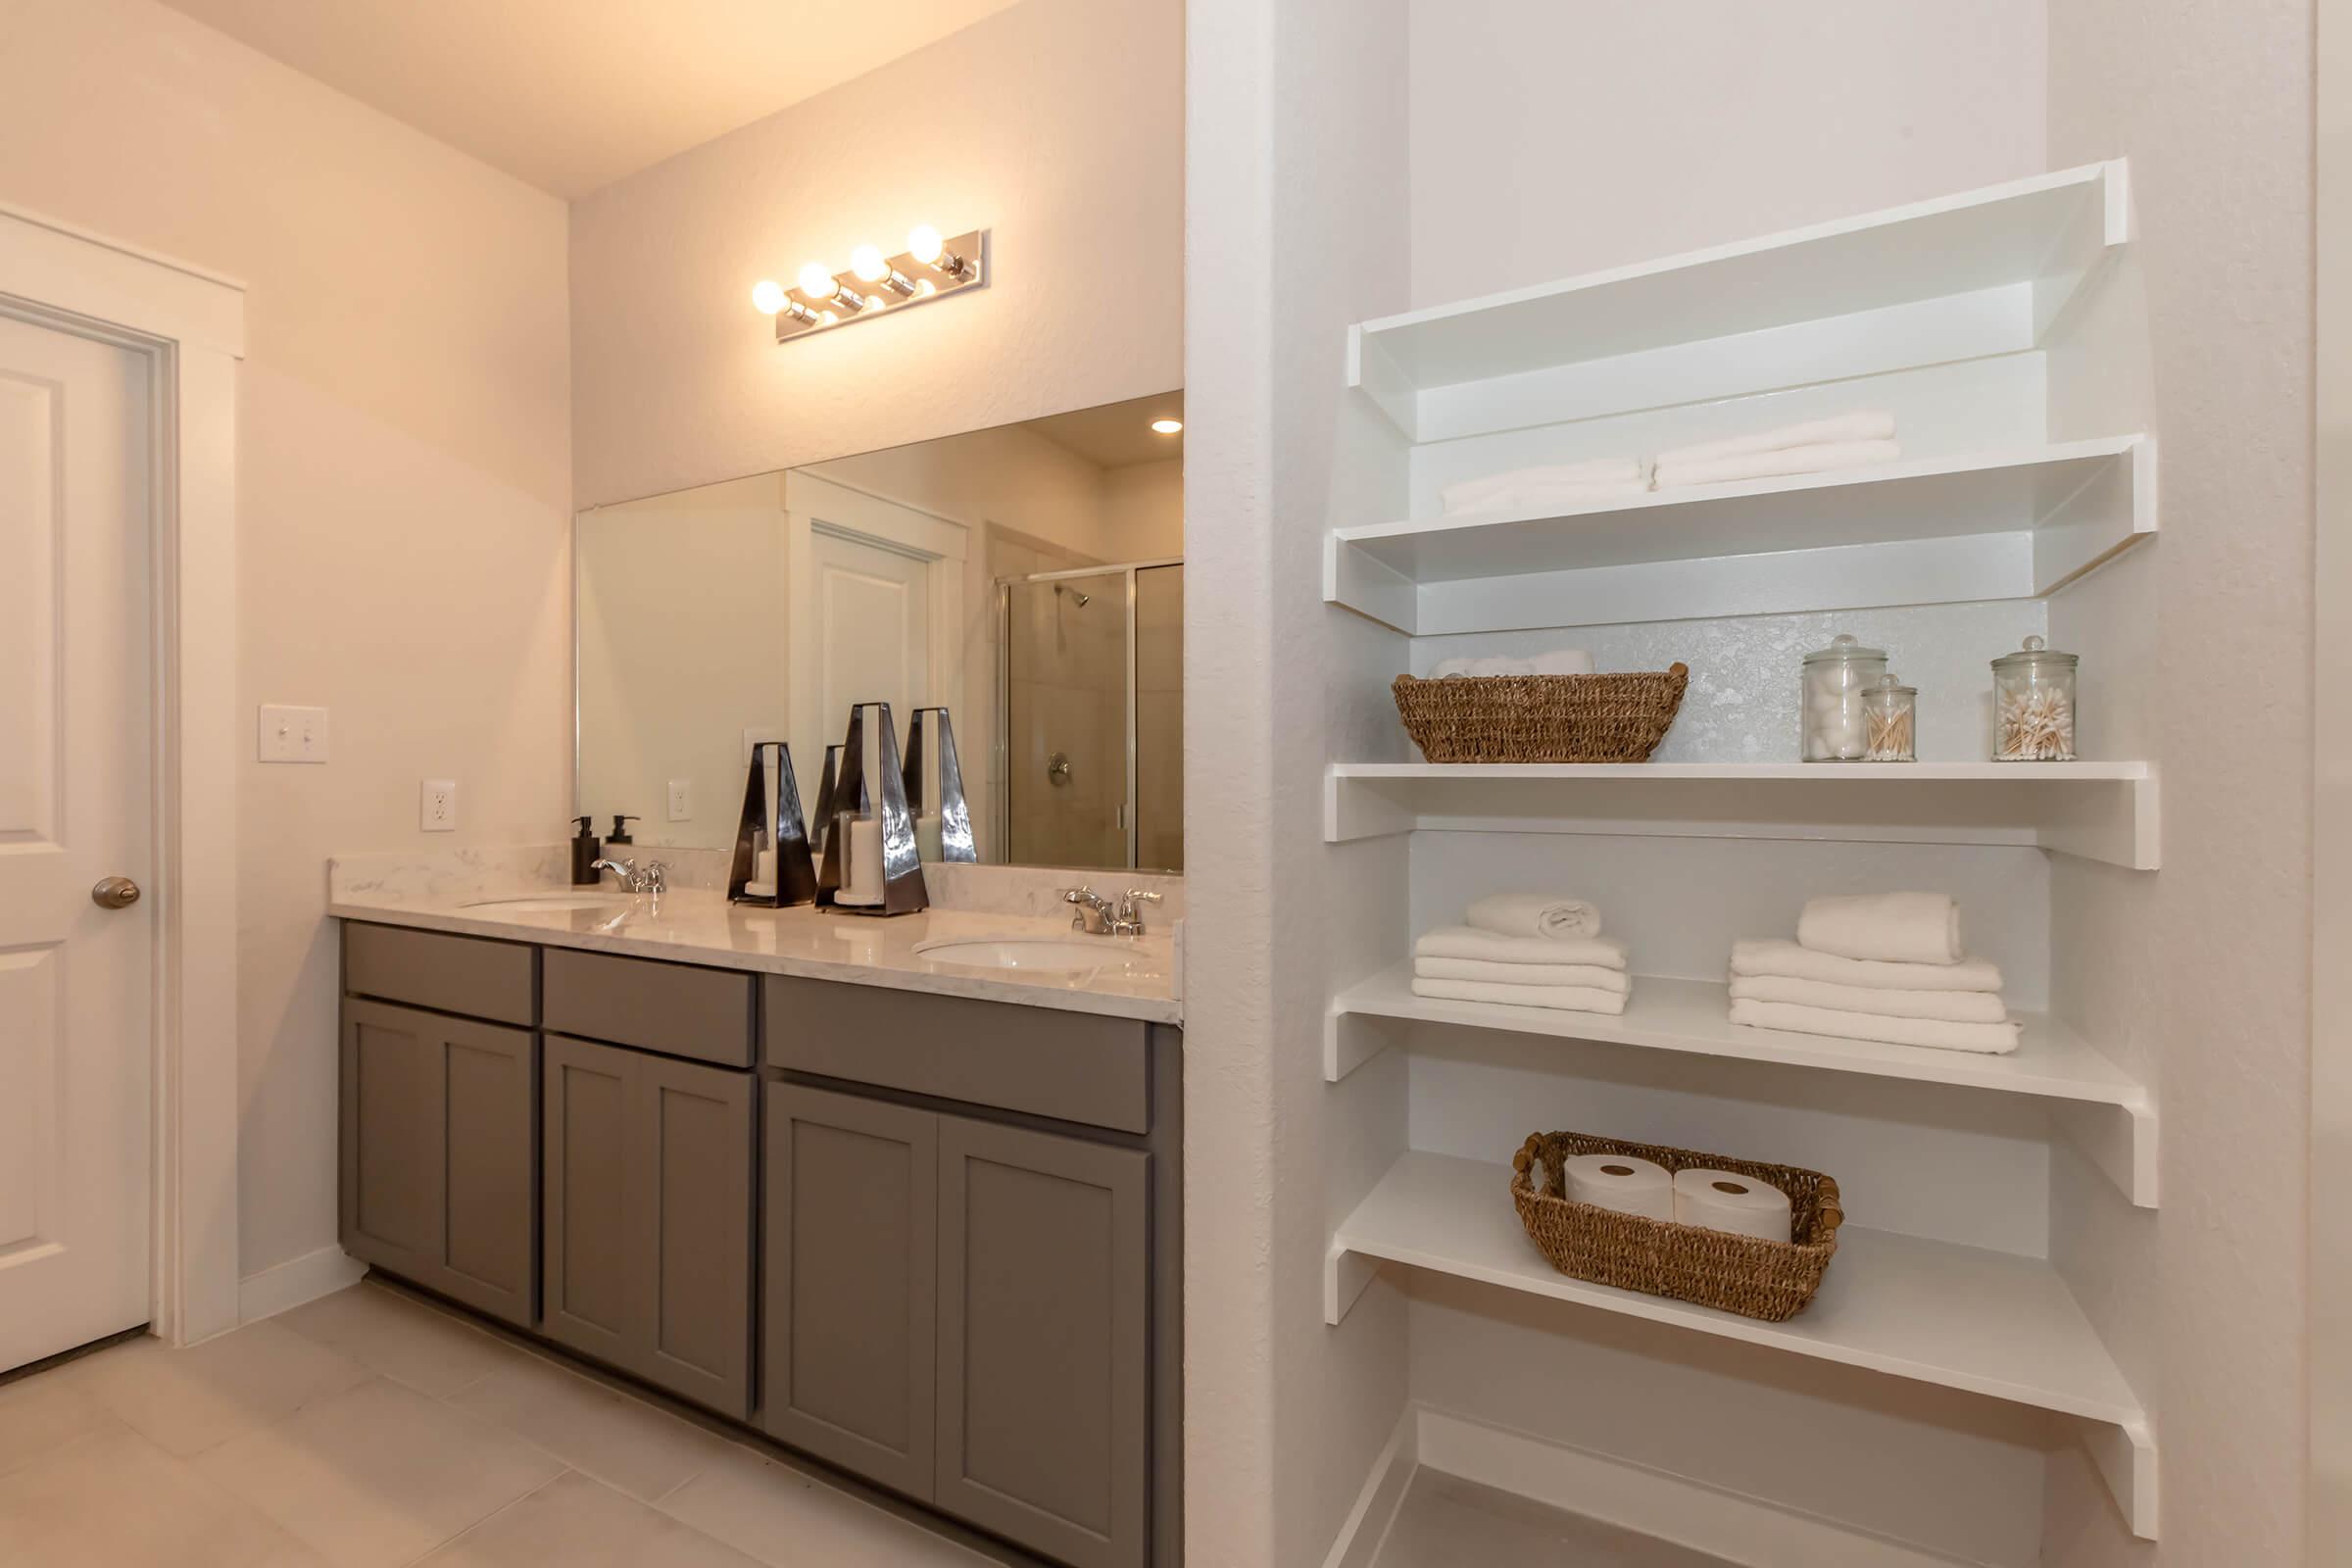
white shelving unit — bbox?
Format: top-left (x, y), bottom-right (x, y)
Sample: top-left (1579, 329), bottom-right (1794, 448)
top-left (1325, 969), bottom-right (2156, 1206)
top-left (1323, 1152), bottom-right (2157, 1539)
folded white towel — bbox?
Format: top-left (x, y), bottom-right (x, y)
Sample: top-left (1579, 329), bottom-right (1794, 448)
top-left (1416, 926), bottom-right (1630, 970)
top-left (1417, 956), bottom-right (1631, 994)
top-left (1413, 976), bottom-right (1629, 1016)
top-left (1652, 439), bottom-right (1902, 490)
top-left (1730, 938), bottom-right (2002, 994)
top-left (1447, 478), bottom-right (1655, 515)
top-left (1464, 892), bottom-right (1603, 941)
top-left (1431, 650), bottom-right (1595, 678)
top-left (1655, 411), bottom-right (1897, 468)
top-left (1729, 974), bottom-right (2009, 1023)
top-left (1525, 650), bottom-right (1597, 676)
top-left (1796, 892), bottom-right (1962, 965)
top-left (1729, 998), bottom-right (2020, 1055)
top-left (1442, 459), bottom-right (1644, 514)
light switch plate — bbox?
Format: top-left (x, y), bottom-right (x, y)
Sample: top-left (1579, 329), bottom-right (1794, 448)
top-left (667, 778), bottom-right (693, 820)
top-left (258, 704), bottom-right (329, 763)
top-left (420, 779), bottom-right (457, 832)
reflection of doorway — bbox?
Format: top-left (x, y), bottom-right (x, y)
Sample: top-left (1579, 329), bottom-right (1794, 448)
top-left (999, 561), bottom-right (1183, 871)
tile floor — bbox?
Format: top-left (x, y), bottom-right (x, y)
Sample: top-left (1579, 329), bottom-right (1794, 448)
top-left (1370, 1471), bottom-right (1741, 1568)
top-left (0, 1281), bottom-right (1014, 1567)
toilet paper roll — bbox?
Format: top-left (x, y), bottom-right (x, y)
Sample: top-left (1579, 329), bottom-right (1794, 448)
top-left (1672, 1168), bottom-right (1793, 1243)
top-left (1561, 1153), bottom-right (1675, 1221)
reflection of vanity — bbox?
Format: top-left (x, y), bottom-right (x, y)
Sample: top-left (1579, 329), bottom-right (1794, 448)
top-left (332, 869), bottom-right (1183, 1568)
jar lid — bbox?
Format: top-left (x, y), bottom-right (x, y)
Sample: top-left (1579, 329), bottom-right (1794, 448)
top-left (1991, 633), bottom-right (2078, 670)
top-left (1802, 632), bottom-right (1886, 665)
top-left (1867, 672), bottom-right (1916, 697)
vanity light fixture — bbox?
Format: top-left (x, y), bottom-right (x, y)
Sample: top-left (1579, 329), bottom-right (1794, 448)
top-left (759, 222), bottom-right (991, 343)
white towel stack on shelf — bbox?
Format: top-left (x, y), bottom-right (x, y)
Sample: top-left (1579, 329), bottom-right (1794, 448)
top-left (1440, 459), bottom-right (1650, 516)
top-left (1412, 894), bottom-right (1629, 1015)
top-left (1727, 893), bottom-right (2019, 1054)
top-left (1651, 410), bottom-right (1901, 490)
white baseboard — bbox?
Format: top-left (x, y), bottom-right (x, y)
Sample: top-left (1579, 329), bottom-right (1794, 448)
top-left (1320, 1404), bottom-right (1419, 1568)
top-left (238, 1245), bottom-right (366, 1324)
top-left (1322, 1404), bottom-right (1979, 1568)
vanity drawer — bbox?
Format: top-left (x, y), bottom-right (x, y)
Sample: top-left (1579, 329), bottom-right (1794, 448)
top-left (763, 977), bottom-right (1150, 1134)
top-left (543, 948), bottom-right (755, 1068)
top-left (344, 922), bottom-right (536, 1027)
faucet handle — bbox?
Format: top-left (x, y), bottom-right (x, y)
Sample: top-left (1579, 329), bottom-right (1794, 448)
top-left (1114, 888), bottom-right (1163, 932)
top-left (641, 859), bottom-right (669, 895)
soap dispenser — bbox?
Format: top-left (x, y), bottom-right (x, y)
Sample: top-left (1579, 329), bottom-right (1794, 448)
top-left (569, 815), bottom-right (601, 886)
top-left (607, 813), bottom-right (638, 846)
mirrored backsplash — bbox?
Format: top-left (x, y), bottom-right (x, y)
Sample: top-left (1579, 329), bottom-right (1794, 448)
top-left (576, 391), bottom-right (1184, 874)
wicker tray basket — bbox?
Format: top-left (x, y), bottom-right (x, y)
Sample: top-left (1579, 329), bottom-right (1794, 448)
top-left (1393, 664), bottom-right (1689, 763)
top-left (1509, 1129), bottom-right (1841, 1322)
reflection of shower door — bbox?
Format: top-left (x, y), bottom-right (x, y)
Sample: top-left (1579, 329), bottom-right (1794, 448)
top-left (1000, 561), bottom-right (1182, 871)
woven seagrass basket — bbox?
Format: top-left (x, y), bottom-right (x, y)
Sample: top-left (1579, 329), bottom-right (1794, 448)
top-left (1509, 1129), bottom-right (1841, 1322)
top-left (1393, 663), bottom-right (1689, 763)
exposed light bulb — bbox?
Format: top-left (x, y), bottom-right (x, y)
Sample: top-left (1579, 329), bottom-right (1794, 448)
top-left (797, 261), bottom-right (836, 299)
top-left (914, 277), bottom-right (937, 298)
top-left (820, 310), bottom-right (839, 324)
top-left (1151, 417), bottom-right (1184, 435)
top-left (751, 279), bottom-right (787, 316)
top-left (851, 244), bottom-right (888, 283)
top-left (864, 294), bottom-right (886, 313)
top-left (906, 224), bottom-right (944, 266)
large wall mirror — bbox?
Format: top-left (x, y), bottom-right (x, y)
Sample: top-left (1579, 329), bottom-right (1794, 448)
top-left (576, 391), bottom-right (1184, 873)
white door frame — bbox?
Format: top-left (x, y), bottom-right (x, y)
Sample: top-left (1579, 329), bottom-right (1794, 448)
top-left (0, 202), bottom-right (245, 1348)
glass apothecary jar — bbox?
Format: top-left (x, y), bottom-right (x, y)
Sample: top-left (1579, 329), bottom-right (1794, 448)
top-left (1862, 673), bottom-right (1917, 761)
top-left (1992, 635), bottom-right (2078, 761)
top-left (1801, 633), bottom-right (1886, 761)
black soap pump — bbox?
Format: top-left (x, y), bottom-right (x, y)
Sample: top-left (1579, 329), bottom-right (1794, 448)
top-left (607, 813), bottom-right (638, 846)
top-left (569, 816), bottom-right (601, 886)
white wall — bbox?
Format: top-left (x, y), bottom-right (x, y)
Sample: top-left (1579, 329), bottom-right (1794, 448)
top-left (568, 0), bottom-right (1184, 508)
top-left (0, 0), bottom-right (573, 1284)
top-left (1406, 0), bottom-right (2047, 305)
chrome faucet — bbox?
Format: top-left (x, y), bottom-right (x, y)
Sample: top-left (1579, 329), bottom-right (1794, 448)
top-left (591, 857), bottom-right (668, 896)
top-left (1061, 885), bottom-right (1163, 937)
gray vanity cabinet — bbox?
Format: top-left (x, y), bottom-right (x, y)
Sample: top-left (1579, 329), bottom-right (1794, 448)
top-left (338, 996), bottom-right (537, 1329)
top-left (760, 1083), bottom-right (939, 1498)
top-left (935, 1116), bottom-right (1149, 1568)
top-left (542, 1033), bottom-right (756, 1417)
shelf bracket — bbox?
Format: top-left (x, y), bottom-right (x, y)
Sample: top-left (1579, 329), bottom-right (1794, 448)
top-left (1325, 1240), bottom-right (1382, 1327)
top-left (2053, 1095), bottom-right (2159, 1208)
top-left (1325, 1005), bottom-right (1404, 1083)
top-left (2082, 1414), bottom-right (2159, 1541)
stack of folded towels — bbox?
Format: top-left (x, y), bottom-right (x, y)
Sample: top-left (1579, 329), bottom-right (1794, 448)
top-left (1439, 458), bottom-right (1651, 516)
top-left (1727, 892), bottom-right (2018, 1054)
top-left (1651, 410), bottom-right (1900, 490)
top-left (1411, 894), bottom-right (1631, 1016)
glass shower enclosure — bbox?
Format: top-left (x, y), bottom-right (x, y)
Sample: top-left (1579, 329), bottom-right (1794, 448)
top-left (998, 561), bottom-right (1183, 871)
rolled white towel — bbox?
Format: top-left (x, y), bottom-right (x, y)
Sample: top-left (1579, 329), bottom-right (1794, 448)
top-left (1417, 956), bottom-right (1631, 994)
top-left (1652, 439), bottom-right (1901, 490)
top-left (1412, 976), bottom-right (1629, 1016)
top-left (1730, 938), bottom-right (2001, 994)
top-left (1729, 998), bottom-right (2020, 1055)
top-left (1432, 651), bottom-right (1593, 679)
top-left (1416, 926), bottom-right (1629, 970)
top-left (1525, 650), bottom-right (1596, 676)
top-left (1656, 411), bottom-right (1897, 467)
top-left (1465, 892), bottom-right (1603, 941)
top-left (1729, 974), bottom-right (2009, 1023)
top-left (1796, 892), bottom-right (1962, 965)
top-left (1442, 459), bottom-right (1644, 513)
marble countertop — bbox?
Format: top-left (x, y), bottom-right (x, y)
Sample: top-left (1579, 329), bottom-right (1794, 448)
top-left (328, 855), bottom-right (1182, 1025)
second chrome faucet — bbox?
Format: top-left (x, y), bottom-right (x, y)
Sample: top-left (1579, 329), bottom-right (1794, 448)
top-left (1062, 885), bottom-right (1163, 937)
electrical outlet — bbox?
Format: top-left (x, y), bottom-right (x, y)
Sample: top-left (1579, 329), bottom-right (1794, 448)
top-left (258, 704), bottom-right (329, 763)
top-left (667, 778), bottom-right (693, 821)
top-left (420, 779), bottom-right (457, 832)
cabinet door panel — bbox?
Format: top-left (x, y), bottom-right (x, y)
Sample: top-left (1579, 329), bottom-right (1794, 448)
top-left (937, 1116), bottom-right (1147, 1568)
top-left (541, 1035), bottom-right (635, 1362)
top-left (430, 1015), bottom-right (536, 1324)
top-left (761, 1083), bottom-right (937, 1499)
top-left (341, 1000), bottom-right (444, 1278)
top-left (630, 1053), bottom-right (754, 1416)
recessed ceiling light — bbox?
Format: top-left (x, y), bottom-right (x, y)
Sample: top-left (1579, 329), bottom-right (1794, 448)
top-left (1151, 417), bottom-right (1183, 435)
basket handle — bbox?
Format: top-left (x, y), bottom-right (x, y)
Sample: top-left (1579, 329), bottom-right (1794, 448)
top-left (1510, 1134), bottom-right (1545, 1194)
top-left (1813, 1174), bottom-right (1844, 1242)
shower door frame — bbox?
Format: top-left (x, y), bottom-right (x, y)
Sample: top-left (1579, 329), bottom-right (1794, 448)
top-left (996, 557), bottom-right (1183, 870)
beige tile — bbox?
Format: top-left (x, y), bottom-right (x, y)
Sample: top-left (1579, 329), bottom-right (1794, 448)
top-left (190, 1377), bottom-right (563, 1568)
top-left (0, 1362), bottom-right (122, 1477)
top-left (69, 1319), bottom-right (373, 1457)
top-left (446, 1352), bottom-right (734, 1502)
top-left (658, 1442), bottom-right (995, 1568)
top-left (274, 1281), bottom-right (521, 1397)
top-left (421, 1469), bottom-right (765, 1567)
top-left (0, 1423), bottom-right (327, 1567)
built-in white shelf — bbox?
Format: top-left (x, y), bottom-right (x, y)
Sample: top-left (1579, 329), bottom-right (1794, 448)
top-left (1325, 760), bottom-right (2158, 870)
top-left (1327, 436), bottom-right (2154, 636)
top-left (1349, 161), bottom-right (2128, 443)
top-left (1325, 969), bottom-right (2154, 1206)
top-left (1325, 1152), bottom-right (2157, 1539)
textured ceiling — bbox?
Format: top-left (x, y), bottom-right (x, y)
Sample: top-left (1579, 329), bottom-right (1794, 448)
top-left (157, 0), bottom-right (1025, 198)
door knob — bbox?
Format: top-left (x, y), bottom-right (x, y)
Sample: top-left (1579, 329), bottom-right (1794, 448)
top-left (91, 876), bottom-right (141, 910)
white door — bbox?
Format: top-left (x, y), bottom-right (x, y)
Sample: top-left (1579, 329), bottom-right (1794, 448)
top-left (807, 527), bottom-right (931, 786)
top-left (0, 313), bottom-right (154, 1371)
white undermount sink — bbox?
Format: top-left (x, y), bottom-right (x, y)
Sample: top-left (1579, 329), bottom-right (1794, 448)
top-left (461, 893), bottom-right (633, 914)
top-left (914, 935), bottom-right (1166, 975)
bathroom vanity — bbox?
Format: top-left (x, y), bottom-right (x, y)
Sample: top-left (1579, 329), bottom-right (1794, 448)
top-left (331, 872), bottom-right (1181, 1568)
